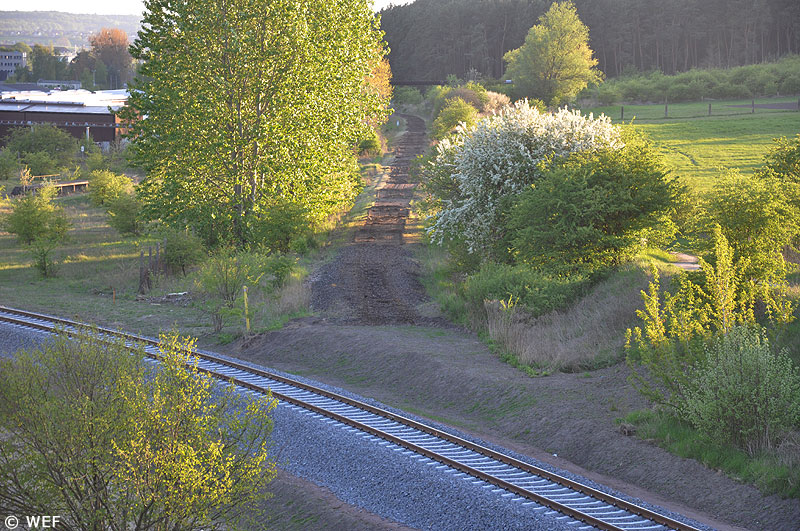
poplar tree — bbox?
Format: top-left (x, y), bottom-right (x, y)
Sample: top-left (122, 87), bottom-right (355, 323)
top-left (122, 0), bottom-right (389, 246)
top-left (504, 1), bottom-right (601, 106)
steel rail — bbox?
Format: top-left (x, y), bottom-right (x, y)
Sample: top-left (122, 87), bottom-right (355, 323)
top-left (0, 305), bottom-right (700, 531)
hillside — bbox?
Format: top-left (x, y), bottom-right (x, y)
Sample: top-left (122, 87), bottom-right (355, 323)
top-left (0, 11), bottom-right (141, 49)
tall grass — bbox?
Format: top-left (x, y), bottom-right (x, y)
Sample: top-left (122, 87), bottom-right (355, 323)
top-left (483, 266), bottom-right (651, 371)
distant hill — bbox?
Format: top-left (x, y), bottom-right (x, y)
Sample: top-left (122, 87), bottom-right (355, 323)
top-left (0, 11), bottom-right (142, 49)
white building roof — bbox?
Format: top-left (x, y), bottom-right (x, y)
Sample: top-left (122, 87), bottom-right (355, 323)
top-left (0, 89), bottom-right (128, 114)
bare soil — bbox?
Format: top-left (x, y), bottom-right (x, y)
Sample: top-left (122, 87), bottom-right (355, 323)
top-left (230, 116), bottom-right (800, 530)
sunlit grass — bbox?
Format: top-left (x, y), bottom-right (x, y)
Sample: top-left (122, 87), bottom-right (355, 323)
top-left (580, 98), bottom-right (799, 191)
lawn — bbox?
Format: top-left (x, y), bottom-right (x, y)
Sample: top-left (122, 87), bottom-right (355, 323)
top-left (581, 97), bottom-right (800, 190)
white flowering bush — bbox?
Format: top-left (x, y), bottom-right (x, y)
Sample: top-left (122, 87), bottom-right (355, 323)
top-left (426, 100), bottom-right (622, 257)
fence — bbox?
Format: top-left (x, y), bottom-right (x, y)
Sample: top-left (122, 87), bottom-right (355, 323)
top-left (590, 96), bottom-right (800, 122)
top-left (138, 239), bottom-right (168, 294)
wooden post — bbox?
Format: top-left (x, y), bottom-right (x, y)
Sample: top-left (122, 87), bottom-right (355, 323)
top-left (665, 100), bottom-right (668, 118)
top-left (708, 102), bottom-right (712, 116)
top-left (155, 242), bottom-right (161, 277)
top-left (147, 246), bottom-right (153, 290)
top-left (138, 250), bottom-right (146, 294)
top-left (621, 106), bottom-right (624, 121)
top-left (752, 98), bottom-right (755, 114)
top-left (243, 286), bottom-right (250, 334)
top-left (162, 238), bottom-right (168, 274)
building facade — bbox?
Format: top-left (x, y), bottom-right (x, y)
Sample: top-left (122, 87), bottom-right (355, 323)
top-left (0, 51), bottom-right (27, 82)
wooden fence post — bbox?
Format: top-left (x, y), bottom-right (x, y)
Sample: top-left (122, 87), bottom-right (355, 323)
top-left (138, 250), bottom-right (146, 294)
top-left (708, 102), bottom-right (712, 116)
top-left (752, 98), bottom-right (755, 113)
top-left (620, 106), bottom-right (624, 121)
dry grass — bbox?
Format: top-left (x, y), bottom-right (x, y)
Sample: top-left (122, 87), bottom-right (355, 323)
top-left (483, 266), bottom-right (652, 371)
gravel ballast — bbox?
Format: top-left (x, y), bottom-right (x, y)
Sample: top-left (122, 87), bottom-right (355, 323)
top-left (0, 322), bottom-right (710, 530)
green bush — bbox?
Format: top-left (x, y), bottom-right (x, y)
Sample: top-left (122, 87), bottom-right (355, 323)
top-left (4, 124), bottom-right (77, 170)
top-left (3, 183), bottom-right (71, 277)
top-left (358, 129), bottom-right (382, 157)
top-left (106, 193), bottom-right (143, 235)
top-left (431, 97), bottom-right (478, 140)
top-left (681, 326), bottom-right (800, 454)
top-left (596, 84), bottom-right (620, 105)
top-left (0, 148), bottom-right (20, 180)
top-left (3, 183), bottom-right (70, 245)
top-left (85, 151), bottom-right (108, 172)
top-left (194, 250), bottom-right (291, 331)
top-left (251, 200), bottom-right (312, 253)
top-left (507, 130), bottom-right (679, 269)
top-left (163, 229), bottom-right (206, 275)
top-left (463, 262), bottom-right (591, 319)
top-left (393, 86), bottom-right (423, 105)
top-left (88, 170), bottom-right (133, 206)
top-left (22, 151), bottom-right (57, 176)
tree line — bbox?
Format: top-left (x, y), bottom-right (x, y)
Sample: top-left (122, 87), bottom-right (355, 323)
top-left (4, 28), bottom-right (134, 89)
top-left (380, 0), bottom-right (800, 81)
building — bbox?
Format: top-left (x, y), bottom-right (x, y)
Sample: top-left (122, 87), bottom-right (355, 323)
top-left (37, 79), bottom-right (82, 90)
top-left (0, 51), bottom-right (26, 82)
top-left (0, 89), bottom-right (129, 147)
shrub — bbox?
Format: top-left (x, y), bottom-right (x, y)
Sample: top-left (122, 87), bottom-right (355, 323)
top-left (596, 83), bottom-right (620, 105)
top-left (680, 326), bottom-right (800, 454)
top-left (483, 90), bottom-right (511, 114)
top-left (0, 329), bottom-right (277, 528)
top-left (626, 228), bottom-right (795, 408)
top-left (0, 148), bottom-right (19, 180)
top-left (431, 97), bottom-right (478, 140)
top-left (507, 130), bottom-right (679, 269)
top-left (704, 170), bottom-right (800, 286)
top-left (163, 228), bottom-right (206, 275)
top-left (22, 150), bottom-right (57, 175)
top-left (358, 129), bottom-right (382, 157)
top-left (88, 170), bottom-right (133, 206)
top-left (424, 100), bottom-right (621, 258)
top-left (85, 151), bottom-right (108, 172)
top-left (106, 193), bottom-right (143, 235)
top-left (463, 262), bottom-right (591, 319)
top-left (194, 250), bottom-right (283, 331)
top-left (393, 86), bottom-right (423, 105)
top-left (4, 124), bottom-right (77, 170)
top-left (251, 200), bottom-right (312, 253)
top-left (3, 183), bottom-right (70, 245)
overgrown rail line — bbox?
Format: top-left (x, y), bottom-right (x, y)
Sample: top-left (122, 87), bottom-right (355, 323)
top-left (0, 305), bottom-right (700, 531)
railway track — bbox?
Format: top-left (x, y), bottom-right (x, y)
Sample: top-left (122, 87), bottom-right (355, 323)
top-left (0, 305), bottom-right (701, 531)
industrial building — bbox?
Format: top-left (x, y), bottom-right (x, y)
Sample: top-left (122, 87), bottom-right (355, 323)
top-left (0, 51), bottom-right (26, 81)
top-left (0, 88), bottom-right (128, 147)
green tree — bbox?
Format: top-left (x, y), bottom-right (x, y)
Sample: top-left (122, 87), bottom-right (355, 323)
top-left (0, 330), bottom-right (277, 530)
top-left (503, 1), bottom-right (601, 106)
top-left (4, 124), bottom-right (77, 171)
top-left (122, 0), bottom-right (389, 247)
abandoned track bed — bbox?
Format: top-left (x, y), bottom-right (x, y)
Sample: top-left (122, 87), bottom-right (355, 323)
top-left (0, 305), bottom-right (700, 531)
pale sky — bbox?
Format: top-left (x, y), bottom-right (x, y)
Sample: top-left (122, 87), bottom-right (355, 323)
top-left (0, 0), bottom-right (413, 16)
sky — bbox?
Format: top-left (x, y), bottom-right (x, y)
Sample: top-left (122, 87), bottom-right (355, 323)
top-left (0, 0), bottom-right (413, 15)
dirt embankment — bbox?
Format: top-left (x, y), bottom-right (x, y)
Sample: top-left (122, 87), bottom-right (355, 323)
top-left (232, 116), bottom-right (800, 531)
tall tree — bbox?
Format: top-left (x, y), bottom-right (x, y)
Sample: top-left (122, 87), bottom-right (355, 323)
top-left (504, 1), bottom-right (601, 105)
top-left (89, 28), bottom-right (133, 87)
top-left (122, 0), bottom-right (389, 246)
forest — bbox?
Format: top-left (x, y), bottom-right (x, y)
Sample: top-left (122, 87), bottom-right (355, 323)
top-left (380, 0), bottom-right (800, 80)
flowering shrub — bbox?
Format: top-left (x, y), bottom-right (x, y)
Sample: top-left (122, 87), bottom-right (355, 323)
top-left (426, 100), bottom-right (622, 257)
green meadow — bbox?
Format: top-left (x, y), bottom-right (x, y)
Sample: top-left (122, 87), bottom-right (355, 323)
top-left (583, 98), bottom-right (799, 190)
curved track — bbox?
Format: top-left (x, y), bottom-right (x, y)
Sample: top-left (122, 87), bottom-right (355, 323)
top-left (0, 305), bottom-right (701, 531)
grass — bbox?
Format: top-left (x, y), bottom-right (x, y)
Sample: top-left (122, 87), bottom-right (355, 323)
top-left (581, 98), bottom-right (800, 191)
top-left (622, 409), bottom-right (800, 499)
top-left (482, 265), bottom-right (652, 372)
